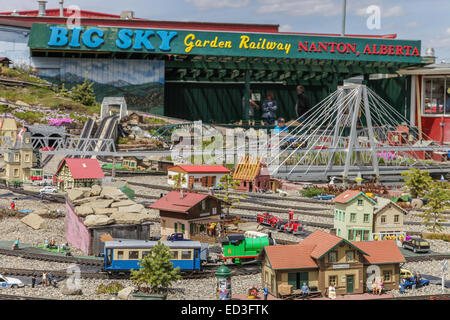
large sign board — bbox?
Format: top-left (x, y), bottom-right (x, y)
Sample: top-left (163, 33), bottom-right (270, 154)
top-left (28, 23), bottom-right (422, 63)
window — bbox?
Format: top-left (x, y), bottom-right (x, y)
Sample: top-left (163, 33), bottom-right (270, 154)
top-left (423, 77), bottom-right (449, 115)
top-left (329, 275), bottom-right (337, 286)
top-left (346, 250), bottom-right (354, 262)
top-left (13, 169), bottom-right (19, 177)
top-left (381, 216), bottom-right (386, 224)
top-left (328, 251), bottom-right (337, 263)
top-left (128, 251), bottom-right (139, 259)
top-left (171, 250), bottom-right (179, 260)
top-left (14, 153), bottom-right (19, 161)
top-left (350, 213), bottom-right (356, 222)
top-left (201, 200), bottom-right (206, 210)
top-left (394, 215), bottom-right (399, 223)
top-left (342, 212), bottom-right (345, 221)
top-left (24, 154), bottom-right (30, 162)
top-left (383, 270), bottom-right (392, 282)
top-left (181, 250), bottom-right (192, 260)
top-left (337, 229), bottom-right (340, 236)
top-left (357, 199), bottom-right (363, 206)
top-left (363, 230), bottom-right (369, 241)
top-left (142, 251), bottom-right (151, 258)
top-left (348, 230), bottom-right (355, 241)
top-left (364, 214), bottom-right (370, 223)
top-left (117, 251), bottom-right (124, 260)
top-left (335, 210), bottom-right (338, 220)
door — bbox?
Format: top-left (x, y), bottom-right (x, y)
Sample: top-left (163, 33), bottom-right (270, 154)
top-left (288, 273), bottom-right (298, 290)
top-left (188, 176), bottom-right (194, 189)
top-left (346, 275), bottom-right (354, 294)
top-left (355, 230), bottom-right (362, 241)
top-left (299, 272), bottom-right (309, 287)
top-left (106, 249), bottom-right (112, 268)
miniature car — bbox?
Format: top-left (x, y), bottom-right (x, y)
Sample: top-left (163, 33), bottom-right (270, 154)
top-left (40, 147), bottom-right (54, 152)
top-left (402, 238), bottom-right (430, 253)
top-left (167, 233), bottom-right (191, 241)
top-left (400, 269), bottom-right (414, 279)
top-left (404, 276), bottom-right (430, 289)
top-left (40, 186), bottom-right (58, 194)
top-left (0, 274), bottom-right (24, 288)
top-left (316, 195), bottom-right (335, 200)
top-left (211, 185), bottom-right (224, 190)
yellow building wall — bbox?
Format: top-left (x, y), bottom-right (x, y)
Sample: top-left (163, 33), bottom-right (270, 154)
top-left (374, 206), bottom-right (404, 233)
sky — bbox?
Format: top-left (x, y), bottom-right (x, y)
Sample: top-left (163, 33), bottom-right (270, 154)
top-left (3, 0), bottom-right (450, 62)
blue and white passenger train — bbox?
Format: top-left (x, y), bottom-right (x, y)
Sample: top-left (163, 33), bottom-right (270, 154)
top-left (103, 240), bottom-right (210, 273)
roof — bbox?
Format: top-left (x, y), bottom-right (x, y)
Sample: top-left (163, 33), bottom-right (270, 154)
top-left (104, 240), bottom-right (202, 249)
top-left (352, 240), bottom-right (406, 264)
top-left (150, 190), bottom-right (210, 213)
top-left (333, 190), bottom-right (377, 205)
top-left (233, 156), bottom-right (269, 181)
top-left (374, 197), bottom-right (407, 215)
top-left (168, 165), bottom-right (230, 174)
top-left (0, 117), bottom-right (18, 131)
top-left (56, 158), bottom-right (104, 179)
top-left (263, 243), bottom-right (318, 270)
top-left (0, 9), bottom-right (121, 19)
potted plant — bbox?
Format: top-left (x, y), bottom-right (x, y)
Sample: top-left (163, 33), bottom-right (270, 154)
top-left (130, 241), bottom-right (182, 300)
top-left (247, 286), bottom-right (259, 299)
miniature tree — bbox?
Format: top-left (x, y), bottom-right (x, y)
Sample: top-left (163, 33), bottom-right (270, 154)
top-left (130, 241), bottom-right (181, 294)
top-left (419, 182), bottom-right (450, 234)
top-left (171, 173), bottom-right (186, 189)
top-left (70, 72), bottom-right (96, 106)
top-left (215, 174), bottom-right (243, 217)
top-left (401, 168), bottom-right (433, 198)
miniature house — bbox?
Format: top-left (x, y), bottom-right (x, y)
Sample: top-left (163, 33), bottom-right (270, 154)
top-left (233, 156), bottom-right (270, 192)
top-left (259, 230), bottom-right (405, 297)
top-left (167, 165), bottom-right (230, 189)
top-left (0, 117), bottom-right (18, 145)
top-left (54, 158), bottom-right (104, 191)
top-left (333, 190), bottom-right (407, 241)
top-left (150, 190), bottom-right (222, 239)
top-left (0, 132), bottom-right (36, 183)
top-left (121, 156), bottom-right (145, 170)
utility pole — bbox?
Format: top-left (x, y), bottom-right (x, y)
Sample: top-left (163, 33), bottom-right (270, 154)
top-left (442, 260), bottom-right (448, 294)
top-left (341, 0), bottom-right (347, 36)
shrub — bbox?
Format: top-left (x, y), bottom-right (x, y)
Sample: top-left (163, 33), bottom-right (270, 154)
top-left (401, 168), bottom-right (433, 198)
top-left (70, 74), bottom-right (96, 106)
top-left (300, 187), bottom-right (327, 198)
top-left (422, 233), bottom-right (450, 242)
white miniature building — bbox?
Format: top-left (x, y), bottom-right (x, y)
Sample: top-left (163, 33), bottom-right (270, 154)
top-left (167, 165), bottom-right (230, 189)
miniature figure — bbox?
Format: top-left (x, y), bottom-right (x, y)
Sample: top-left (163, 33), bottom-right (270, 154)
top-left (10, 199), bottom-right (15, 211)
top-left (328, 283), bottom-right (336, 299)
top-left (301, 282), bottom-right (310, 298)
top-left (31, 272), bottom-right (37, 288)
top-left (263, 282), bottom-right (269, 300)
top-left (12, 237), bottom-right (19, 250)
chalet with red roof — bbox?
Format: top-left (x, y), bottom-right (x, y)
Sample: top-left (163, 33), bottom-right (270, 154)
top-left (167, 165), bottom-right (230, 189)
top-left (55, 158), bottom-right (104, 191)
top-left (150, 190), bottom-right (223, 239)
top-left (259, 230), bottom-right (405, 298)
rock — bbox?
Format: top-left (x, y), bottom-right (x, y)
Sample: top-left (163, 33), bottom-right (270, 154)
top-left (72, 196), bottom-right (101, 206)
top-left (411, 198), bottom-right (423, 209)
top-left (61, 280), bottom-right (83, 295)
top-left (67, 189), bottom-right (85, 202)
top-left (90, 199), bottom-right (114, 209)
top-left (111, 200), bottom-right (136, 208)
top-left (20, 213), bottom-right (47, 230)
top-left (101, 187), bottom-right (128, 200)
top-left (110, 212), bottom-right (152, 224)
top-left (93, 207), bottom-right (118, 216)
top-left (83, 215), bottom-right (115, 227)
top-left (15, 100), bottom-right (30, 107)
top-left (78, 187), bottom-right (92, 198)
top-left (75, 205), bottom-right (94, 217)
top-left (118, 287), bottom-right (134, 300)
top-left (237, 222), bottom-right (260, 232)
top-left (91, 184), bottom-right (102, 196)
top-left (34, 209), bottom-right (49, 217)
top-left (118, 204), bottom-right (145, 213)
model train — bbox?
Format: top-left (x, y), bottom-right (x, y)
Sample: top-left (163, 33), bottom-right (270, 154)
top-left (219, 232), bottom-right (276, 264)
top-left (103, 240), bottom-right (210, 273)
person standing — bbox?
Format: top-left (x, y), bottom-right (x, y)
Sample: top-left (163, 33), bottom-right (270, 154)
top-left (295, 85), bottom-right (310, 123)
top-left (10, 199), bottom-right (15, 211)
top-left (263, 282), bottom-right (269, 300)
top-left (261, 91), bottom-right (278, 126)
top-left (42, 272), bottom-right (47, 287)
top-left (242, 89), bottom-right (259, 126)
top-left (328, 283), bottom-right (336, 299)
top-left (31, 272), bottom-right (37, 288)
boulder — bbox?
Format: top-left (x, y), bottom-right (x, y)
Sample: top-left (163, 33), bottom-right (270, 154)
top-left (237, 222), bottom-right (259, 232)
top-left (118, 204), bottom-right (145, 213)
top-left (110, 212), bottom-right (152, 224)
top-left (101, 187), bottom-right (128, 200)
top-left (15, 100), bottom-right (30, 107)
top-left (34, 209), bottom-right (49, 217)
top-left (67, 189), bottom-right (84, 202)
top-left (118, 287), bottom-right (135, 300)
top-left (411, 198), bottom-right (423, 209)
top-left (72, 196), bottom-right (101, 206)
top-left (20, 213), bottom-right (47, 230)
top-left (75, 205), bottom-right (94, 217)
top-left (90, 199), bottom-right (114, 209)
top-left (60, 280), bottom-right (83, 296)
top-left (93, 207), bottom-right (118, 216)
top-left (83, 215), bottom-right (115, 227)
top-left (91, 184), bottom-right (102, 196)
top-left (78, 187), bottom-right (92, 198)
top-left (111, 200), bottom-right (136, 208)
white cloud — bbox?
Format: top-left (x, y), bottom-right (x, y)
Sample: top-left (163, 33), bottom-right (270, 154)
top-left (279, 24), bottom-right (293, 32)
top-left (405, 21), bottom-right (418, 28)
top-left (446, 28), bottom-right (450, 35)
top-left (256, 0), bottom-right (340, 17)
top-left (383, 5), bottom-right (405, 18)
top-left (184, 0), bottom-right (251, 10)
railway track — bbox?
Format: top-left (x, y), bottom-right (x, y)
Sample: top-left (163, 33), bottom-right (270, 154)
top-left (0, 248), bottom-right (103, 266)
top-left (388, 294), bottom-right (450, 300)
top-left (0, 293), bottom-right (54, 300)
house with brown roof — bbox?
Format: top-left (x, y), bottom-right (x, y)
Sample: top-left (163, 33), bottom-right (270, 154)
top-left (150, 190), bottom-right (223, 239)
top-left (232, 156), bottom-right (270, 192)
top-left (259, 230), bottom-right (405, 297)
top-left (167, 165), bottom-right (230, 189)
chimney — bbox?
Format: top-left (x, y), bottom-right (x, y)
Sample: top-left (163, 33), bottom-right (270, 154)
top-left (120, 10), bottom-right (135, 20)
top-left (59, 0), bottom-right (64, 17)
top-left (38, 1), bottom-right (47, 16)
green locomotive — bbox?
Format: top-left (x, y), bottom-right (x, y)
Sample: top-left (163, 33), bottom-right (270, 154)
top-left (219, 233), bottom-right (276, 264)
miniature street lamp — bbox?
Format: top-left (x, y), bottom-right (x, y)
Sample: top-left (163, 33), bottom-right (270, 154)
top-left (441, 260), bottom-right (447, 294)
top-left (215, 264), bottom-right (232, 300)
top-left (355, 172), bottom-right (363, 186)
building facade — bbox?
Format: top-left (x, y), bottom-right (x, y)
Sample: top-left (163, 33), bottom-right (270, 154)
top-left (167, 165), bottom-right (230, 189)
top-left (260, 230), bottom-right (405, 297)
top-left (233, 156), bottom-right (270, 192)
top-left (55, 158), bottom-right (104, 191)
top-left (0, 131), bottom-right (36, 182)
top-left (373, 197), bottom-right (407, 234)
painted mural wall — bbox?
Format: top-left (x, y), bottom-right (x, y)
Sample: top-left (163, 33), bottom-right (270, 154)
top-left (0, 25), bottom-right (31, 66)
top-left (32, 57), bottom-right (165, 114)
